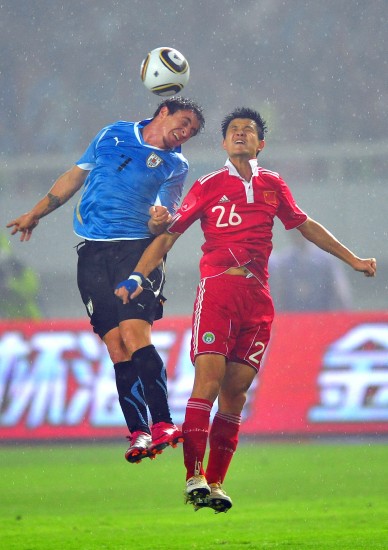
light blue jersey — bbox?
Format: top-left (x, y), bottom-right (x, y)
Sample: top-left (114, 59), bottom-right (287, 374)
top-left (73, 119), bottom-right (188, 240)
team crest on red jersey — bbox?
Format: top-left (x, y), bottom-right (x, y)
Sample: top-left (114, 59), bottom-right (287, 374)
top-left (180, 194), bottom-right (197, 212)
top-left (263, 191), bottom-right (277, 205)
top-left (202, 332), bottom-right (215, 344)
top-left (146, 152), bottom-right (163, 168)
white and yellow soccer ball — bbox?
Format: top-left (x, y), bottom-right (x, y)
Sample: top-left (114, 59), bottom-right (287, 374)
top-left (140, 47), bottom-right (190, 97)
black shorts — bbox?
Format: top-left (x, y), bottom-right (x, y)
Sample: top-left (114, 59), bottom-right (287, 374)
top-left (76, 239), bottom-right (165, 339)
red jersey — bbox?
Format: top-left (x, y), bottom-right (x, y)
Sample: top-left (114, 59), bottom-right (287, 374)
top-left (168, 159), bottom-right (308, 286)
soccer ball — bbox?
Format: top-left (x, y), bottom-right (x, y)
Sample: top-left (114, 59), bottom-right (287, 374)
top-left (140, 47), bottom-right (190, 97)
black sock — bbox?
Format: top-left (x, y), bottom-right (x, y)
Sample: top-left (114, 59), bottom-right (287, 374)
top-left (131, 345), bottom-right (173, 425)
top-left (114, 360), bottom-right (150, 434)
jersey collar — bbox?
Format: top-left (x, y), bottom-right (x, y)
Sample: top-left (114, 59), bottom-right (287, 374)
top-left (225, 157), bottom-right (259, 181)
top-left (134, 119), bottom-right (151, 145)
top-left (134, 118), bottom-right (182, 152)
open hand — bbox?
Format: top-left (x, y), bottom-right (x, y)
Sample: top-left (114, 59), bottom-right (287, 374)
top-left (6, 213), bottom-right (39, 242)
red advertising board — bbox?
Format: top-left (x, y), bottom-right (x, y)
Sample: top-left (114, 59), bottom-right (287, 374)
top-left (1, 312), bottom-right (387, 440)
top-left (243, 312), bottom-right (388, 435)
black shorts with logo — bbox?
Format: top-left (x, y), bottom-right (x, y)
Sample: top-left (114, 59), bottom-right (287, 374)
top-left (76, 239), bottom-right (165, 339)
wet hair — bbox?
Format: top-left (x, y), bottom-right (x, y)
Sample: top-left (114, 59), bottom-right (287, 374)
top-left (153, 97), bottom-right (205, 132)
top-left (221, 107), bottom-right (267, 140)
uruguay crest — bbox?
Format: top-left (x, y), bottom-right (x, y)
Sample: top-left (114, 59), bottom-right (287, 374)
top-left (146, 152), bottom-right (163, 168)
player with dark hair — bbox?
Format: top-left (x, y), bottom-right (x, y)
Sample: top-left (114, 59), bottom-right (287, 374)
top-left (7, 97), bottom-right (205, 463)
top-left (220, 107), bottom-right (267, 140)
top-left (115, 106), bottom-right (376, 511)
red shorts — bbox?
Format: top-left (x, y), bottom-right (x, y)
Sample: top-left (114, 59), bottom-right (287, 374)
top-left (190, 273), bottom-right (274, 371)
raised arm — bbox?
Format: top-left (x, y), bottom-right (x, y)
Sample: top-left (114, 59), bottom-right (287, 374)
top-left (115, 231), bottom-right (180, 304)
top-left (297, 217), bottom-right (376, 277)
top-left (7, 165), bottom-right (88, 241)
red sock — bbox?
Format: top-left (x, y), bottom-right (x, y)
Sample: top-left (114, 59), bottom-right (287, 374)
top-left (206, 411), bottom-right (241, 485)
top-left (182, 398), bottom-right (212, 480)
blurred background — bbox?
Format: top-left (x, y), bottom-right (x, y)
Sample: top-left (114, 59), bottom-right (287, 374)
top-left (1, 0), bottom-right (387, 318)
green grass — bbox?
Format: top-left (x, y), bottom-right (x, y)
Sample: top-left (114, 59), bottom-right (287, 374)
top-left (1, 441), bottom-right (387, 549)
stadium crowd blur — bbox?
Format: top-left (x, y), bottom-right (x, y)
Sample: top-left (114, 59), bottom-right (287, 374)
top-left (0, 232), bottom-right (42, 319)
top-left (1, 1), bottom-right (386, 316)
top-left (268, 230), bottom-right (353, 312)
top-left (1, 1), bottom-right (386, 156)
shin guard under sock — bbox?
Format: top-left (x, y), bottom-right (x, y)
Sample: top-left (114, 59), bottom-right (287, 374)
top-left (182, 398), bottom-right (212, 480)
top-left (131, 345), bottom-right (173, 425)
top-left (114, 360), bottom-right (149, 434)
top-left (206, 411), bottom-right (241, 484)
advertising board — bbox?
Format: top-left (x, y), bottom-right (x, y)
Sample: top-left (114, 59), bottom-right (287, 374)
top-left (1, 312), bottom-right (387, 439)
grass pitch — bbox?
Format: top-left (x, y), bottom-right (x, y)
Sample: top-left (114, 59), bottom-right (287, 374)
top-left (1, 440), bottom-right (387, 549)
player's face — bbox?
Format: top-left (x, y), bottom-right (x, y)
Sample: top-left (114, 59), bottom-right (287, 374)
top-left (162, 109), bottom-right (201, 149)
top-left (222, 118), bottom-right (265, 158)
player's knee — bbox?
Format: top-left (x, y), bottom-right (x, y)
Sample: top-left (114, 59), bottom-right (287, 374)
top-left (106, 347), bottom-right (130, 364)
top-left (102, 326), bottom-right (130, 363)
top-left (192, 378), bottom-right (221, 403)
top-left (119, 320), bottom-right (152, 354)
top-left (219, 386), bottom-right (248, 410)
